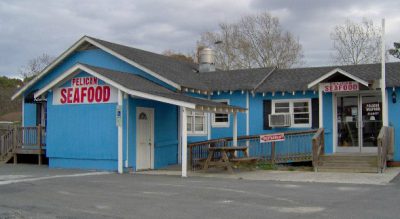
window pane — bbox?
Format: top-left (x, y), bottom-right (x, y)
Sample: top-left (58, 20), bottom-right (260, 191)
top-left (293, 102), bottom-right (308, 107)
top-left (275, 108), bottom-right (290, 113)
top-left (215, 117), bottom-right (228, 122)
top-left (195, 124), bottom-right (204, 131)
top-left (294, 113), bottom-right (309, 124)
top-left (195, 112), bottom-right (204, 116)
top-left (195, 116), bottom-right (203, 124)
top-left (275, 102), bottom-right (289, 108)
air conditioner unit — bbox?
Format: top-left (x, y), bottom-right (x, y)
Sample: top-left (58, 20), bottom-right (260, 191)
top-left (269, 114), bottom-right (291, 127)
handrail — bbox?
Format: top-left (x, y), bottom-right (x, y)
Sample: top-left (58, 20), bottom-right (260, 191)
top-left (188, 129), bottom-right (318, 147)
top-left (377, 126), bottom-right (392, 173)
top-left (189, 129), bottom-right (318, 171)
top-left (312, 128), bottom-right (324, 172)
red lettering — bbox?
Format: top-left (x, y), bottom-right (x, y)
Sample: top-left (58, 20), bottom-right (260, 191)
top-left (67, 88), bottom-right (73, 103)
top-left (73, 88), bottom-right (80, 103)
top-left (103, 86), bottom-right (110, 102)
top-left (60, 88), bottom-right (67, 103)
top-left (88, 87), bottom-right (95, 102)
top-left (71, 78), bottom-right (76, 87)
top-left (95, 86), bottom-right (103, 102)
top-left (93, 78), bottom-right (98, 85)
top-left (80, 87), bottom-right (87, 103)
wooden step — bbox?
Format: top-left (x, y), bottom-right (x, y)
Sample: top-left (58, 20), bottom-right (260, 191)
top-left (317, 154), bottom-right (378, 173)
top-left (318, 166), bottom-right (378, 173)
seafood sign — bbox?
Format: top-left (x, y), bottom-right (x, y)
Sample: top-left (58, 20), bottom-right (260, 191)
top-left (53, 76), bottom-right (117, 105)
top-left (260, 133), bottom-right (285, 143)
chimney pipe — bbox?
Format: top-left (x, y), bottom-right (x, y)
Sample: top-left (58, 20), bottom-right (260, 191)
top-left (198, 48), bottom-right (215, 73)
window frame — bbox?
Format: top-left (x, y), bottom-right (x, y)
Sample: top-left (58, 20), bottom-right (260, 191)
top-left (187, 110), bottom-right (207, 136)
top-left (271, 98), bottom-right (312, 128)
top-left (211, 99), bottom-right (230, 128)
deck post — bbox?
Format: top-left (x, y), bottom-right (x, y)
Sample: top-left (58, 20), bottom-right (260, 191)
top-left (37, 125), bottom-right (42, 165)
top-left (271, 142), bottom-right (276, 165)
top-left (233, 112), bottom-right (238, 147)
top-left (181, 107), bottom-right (188, 177)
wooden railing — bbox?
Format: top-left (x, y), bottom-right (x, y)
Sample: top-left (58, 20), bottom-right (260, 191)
top-left (312, 128), bottom-right (324, 172)
top-left (377, 126), bottom-right (393, 173)
top-left (0, 128), bottom-right (16, 161)
top-left (189, 129), bottom-right (318, 171)
top-left (0, 125), bottom-right (45, 162)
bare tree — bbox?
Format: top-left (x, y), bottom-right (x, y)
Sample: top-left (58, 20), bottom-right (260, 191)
top-left (389, 42), bottom-right (400, 59)
top-left (199, 12), bottom-right (304, 70)
top-left (331, 19), bottom-right (382, 65)
top-left (19, 53), bottom-right (54, 83)
top-left (162, 50), bottom-right (195, 63)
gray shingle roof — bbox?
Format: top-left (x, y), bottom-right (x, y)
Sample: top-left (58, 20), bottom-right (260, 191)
top-left (81, 64), bottom-right (245, 110)
top-left (89, 36), bottom-right (400, 93)
top-left (255, 62), bottom-right (400, 93)
top-left (87, 36), bottom-right (209, 90)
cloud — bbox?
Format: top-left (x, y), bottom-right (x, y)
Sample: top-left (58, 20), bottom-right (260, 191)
top-left (0, 0), bottom-right (398, 78)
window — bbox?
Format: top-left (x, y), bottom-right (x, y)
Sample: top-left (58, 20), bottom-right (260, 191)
top-left (212, 100), bottom-right (230, 127)
top-left (272, 99), bottom-right (311, 127)
top-left (187, 110), bottom-right (207, 135)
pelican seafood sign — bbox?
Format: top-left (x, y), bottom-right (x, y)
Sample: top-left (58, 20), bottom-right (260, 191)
top-left (53, 76), bottom-right (117, 105)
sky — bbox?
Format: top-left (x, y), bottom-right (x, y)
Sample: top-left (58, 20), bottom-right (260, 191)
top-left (0, 0), bottom-right (399, 78)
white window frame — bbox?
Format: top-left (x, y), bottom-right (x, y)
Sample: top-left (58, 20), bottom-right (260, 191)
top-left (271, 99), bottom-right (311, 128)
top-left (187, 110), bottom-right (207, 136)
top-left (212, 99), bottom-right (230, 128)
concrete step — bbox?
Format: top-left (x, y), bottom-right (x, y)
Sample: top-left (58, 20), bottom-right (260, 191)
top-left (318, 166), bottom-right (378, 173)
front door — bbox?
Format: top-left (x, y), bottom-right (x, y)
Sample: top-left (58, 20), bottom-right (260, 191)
top-left (336, 94), bottom-right (382, 153)
top-left (136, 107), bottom-right (154, 170)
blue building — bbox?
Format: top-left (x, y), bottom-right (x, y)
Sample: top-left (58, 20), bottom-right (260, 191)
top-left (9, 36), bottom-right (400, 175)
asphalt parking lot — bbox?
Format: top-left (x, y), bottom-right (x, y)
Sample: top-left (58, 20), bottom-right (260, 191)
top-left (1, 164), bottom-right (400, 219)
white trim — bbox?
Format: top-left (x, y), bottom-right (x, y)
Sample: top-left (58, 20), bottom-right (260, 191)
top-left (233, 112), bottom-right (238, 146)
top-left (307, 68), bottom-right (369, 89)
top-left (211, 99), bottom-right (230, 128)
top-left (136, 107), bottom-right (155, 170)
top-left (181, 107), bottom-right (188, 177)
top-left (332, 94), bottom-right (337, 153)
top-left (117, 90), bottom-right (123, 174)
top-left (85, 38), bottom-right (181, 90)
top-left (381, 19), bottom-right (388, 127)
top-left (178, 106), bottom-right (182, 164)
top-left (21, 98), bottom-right (24, 127)
top-left (34, 64), bottom-right (196, 109)
top-left (207, 95), bottom-right (212, 140)
top-left (12, 36), bottom-right (181, 100)
top-left (318, 84), bottom-right (323, 128)
top-left (125, 96), bottom-right (129, 168)
top-left (186, 109), bottom-right (207, 136)
top-left (12, 36), bottom-right (89, 100)
top-left (246, 91), bottom-right (249, 136)
top-left (271, 98), bottom-right (312, 128)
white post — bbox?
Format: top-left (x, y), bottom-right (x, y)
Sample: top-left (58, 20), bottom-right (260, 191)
top-left (207, 94), bottom-right (212, 140)
top-left (318, 84), bottom-right (323, 128)
top-left (246, 91), bottom-right (250, 136)
top-left (233, 111), bottom-right (238, 146)
top-left (381, 18), bottom-right (388, 127)
top-left (178, 106), bottom-right (182, 164)
top-left (181, 107), bottom-right (188, 177)
top-left (117, 90), bottom-right (123, 174)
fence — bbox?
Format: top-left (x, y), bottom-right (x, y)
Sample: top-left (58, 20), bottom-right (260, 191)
top-left (188, 130), bottom-right (317, 171)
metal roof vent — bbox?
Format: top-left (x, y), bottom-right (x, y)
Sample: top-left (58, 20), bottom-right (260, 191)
top-left (199, 48), bottom-right (215, 73)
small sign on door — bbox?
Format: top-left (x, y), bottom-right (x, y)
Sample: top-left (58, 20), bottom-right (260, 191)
top-left (260, 133), bottom-right (285, 143)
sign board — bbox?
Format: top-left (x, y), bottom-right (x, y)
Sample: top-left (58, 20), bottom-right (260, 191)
top-left (260, 133), bottom-right (285, 143)
top-left (53, 76), bottom-right (117, 105)
top-left (364, 103), bottom-right (381, 116)
top-left (322, 81), bottom-right (359, 93)
top-left (116, 105), bottom-right (122, 127)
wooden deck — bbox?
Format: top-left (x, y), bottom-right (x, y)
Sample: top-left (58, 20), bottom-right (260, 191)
top-left (0, 125), bottom-right (46, 165)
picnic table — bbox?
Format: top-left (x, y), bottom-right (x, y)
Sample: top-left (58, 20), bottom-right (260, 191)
top-left (203, 146), bottom-right (257, 173)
